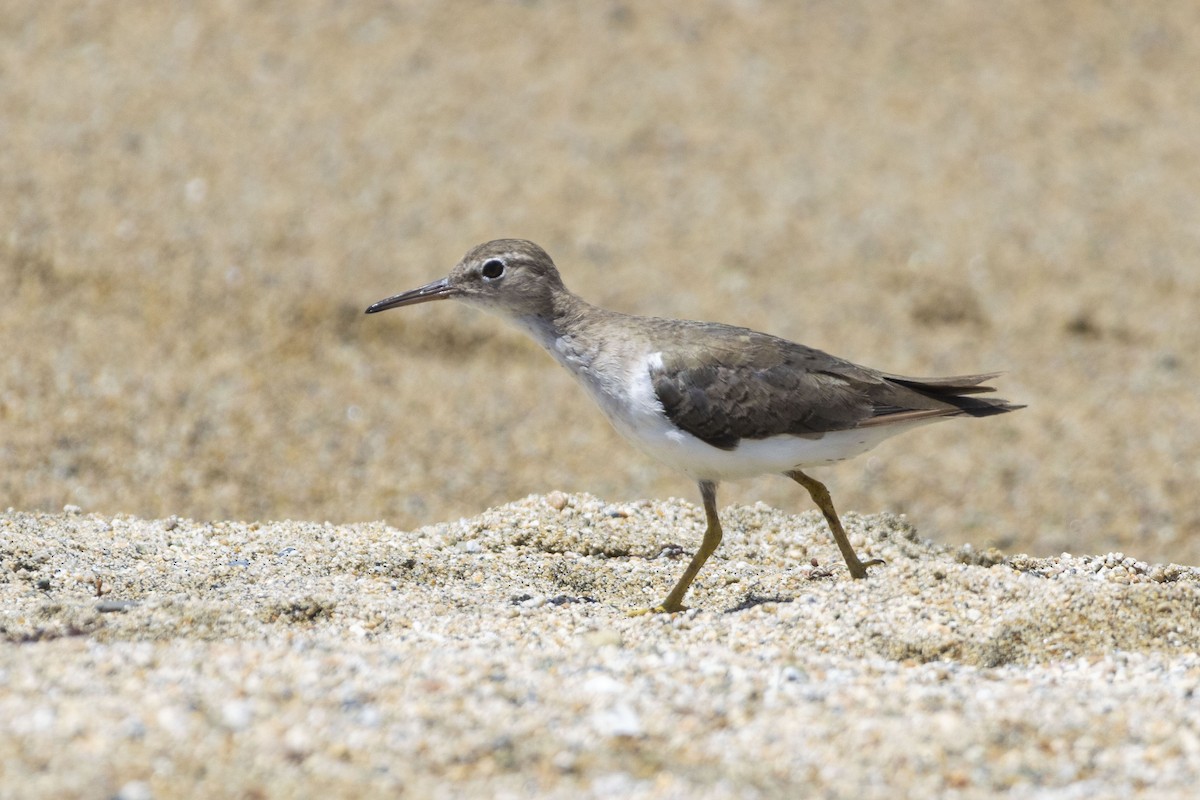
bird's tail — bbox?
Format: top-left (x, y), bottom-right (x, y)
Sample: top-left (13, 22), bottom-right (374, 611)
top-left (862, 372), bottom-right (1025, 425)
top-left (887, 372), bottom-right (1024, 416)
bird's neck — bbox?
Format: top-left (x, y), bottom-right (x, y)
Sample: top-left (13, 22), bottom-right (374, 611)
top-left (511, 287), bottom-right (606, 351)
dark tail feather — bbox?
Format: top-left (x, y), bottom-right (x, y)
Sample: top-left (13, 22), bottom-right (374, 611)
top-left (883, 372), bottom-right (1003, 396)
top-left (861, 372), bottom-right (1025, 426)
top-left (945, 396), bottom-right (1026, 418)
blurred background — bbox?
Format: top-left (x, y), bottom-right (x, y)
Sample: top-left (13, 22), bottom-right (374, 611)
top-left (2, 1), bottom-right (1196, 564)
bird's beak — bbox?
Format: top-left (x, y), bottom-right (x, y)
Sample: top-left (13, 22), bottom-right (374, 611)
top-left (365, 277), bottom-right (457, 314)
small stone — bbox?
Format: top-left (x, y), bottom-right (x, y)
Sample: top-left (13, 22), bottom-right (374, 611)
top-left (221, 700), bottom-right (253, 730)
top-left (96, 599), bottom-right (138, 613)
top-left (283, 725), bottom-right (312, 757)
top-left (591, 702), bottom-right (643, 738)
top-left (583, 628), bottom-right (623, 649)
top-left (114, 781), bottom-right (153, 800)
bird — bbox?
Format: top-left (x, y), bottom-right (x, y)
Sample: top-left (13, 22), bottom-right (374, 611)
top-left (366, 239), bottom-right (1022, 612)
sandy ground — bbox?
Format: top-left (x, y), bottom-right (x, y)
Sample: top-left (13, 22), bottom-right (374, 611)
top-left (3, 1), bottom-right (1200, 797)
top-left (4, 501), bottom-right (1200, 798)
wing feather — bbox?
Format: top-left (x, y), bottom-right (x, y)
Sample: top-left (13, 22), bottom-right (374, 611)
top-left (647, 325), bottom-right (1019, 450)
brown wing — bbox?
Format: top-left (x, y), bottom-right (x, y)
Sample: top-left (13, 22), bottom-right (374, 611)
top-left (648, 323), bottom-right (1020, 450)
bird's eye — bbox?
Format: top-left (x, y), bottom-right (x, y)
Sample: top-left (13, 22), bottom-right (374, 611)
top-left (481, 259), bottom-right (505, 279)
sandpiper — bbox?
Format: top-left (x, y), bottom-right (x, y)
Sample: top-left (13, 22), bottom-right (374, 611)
top-left (367, 239), bottom-right (1021, 612)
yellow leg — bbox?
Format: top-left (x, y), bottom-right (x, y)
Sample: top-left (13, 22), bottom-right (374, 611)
top-left (633, 481), bottom-right (723, 614)
top-left (787, 470), bottom-right (884, 579)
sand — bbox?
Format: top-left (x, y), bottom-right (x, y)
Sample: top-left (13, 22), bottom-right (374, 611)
top-left (3, 1), bottom-right (1200, 796)
top-left (3, 499), bottom-right (1200, 798)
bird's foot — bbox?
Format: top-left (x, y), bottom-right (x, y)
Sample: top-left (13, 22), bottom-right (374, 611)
top-left (846, 557), bottom-right (886, 580)
top-left (628, 601), bottom-right (688, 617)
